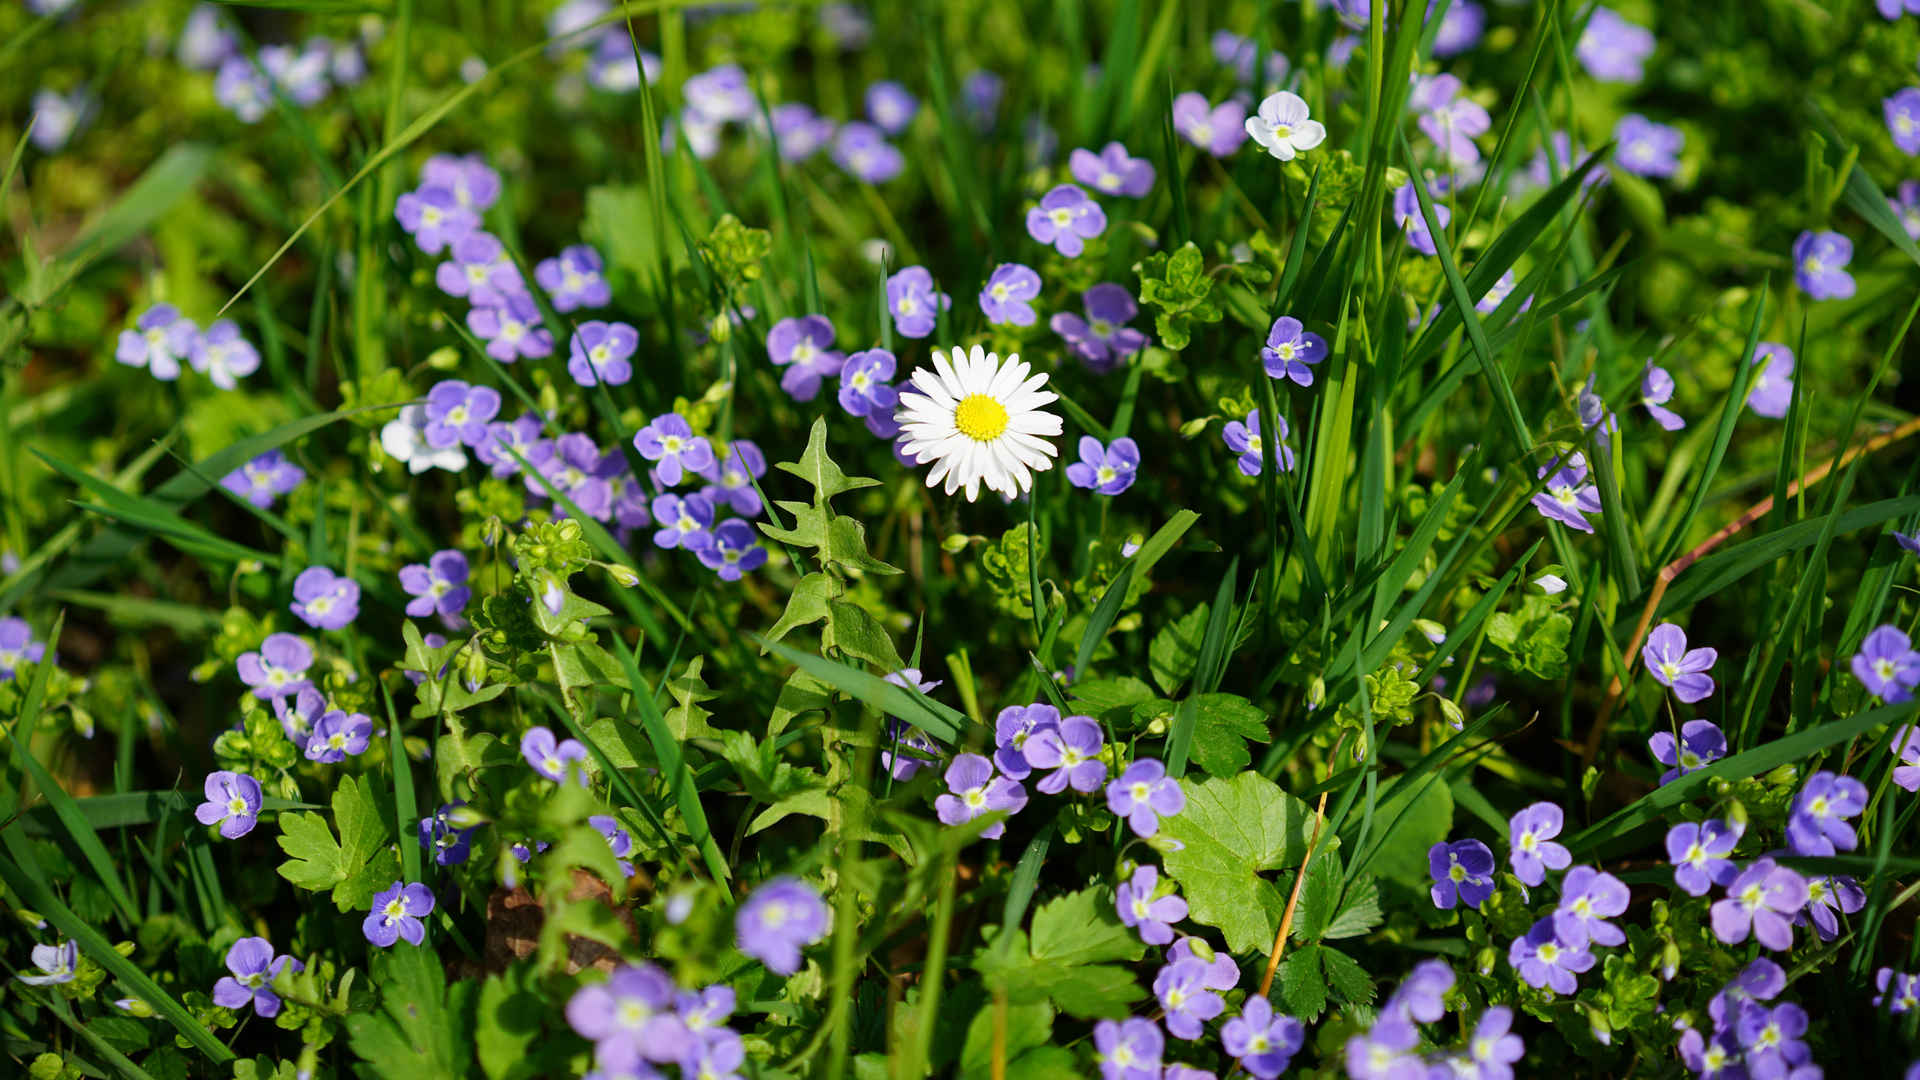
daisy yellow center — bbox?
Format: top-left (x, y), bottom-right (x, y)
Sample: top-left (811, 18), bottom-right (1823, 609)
top-left (954, 394), bottom-right (1010, 441)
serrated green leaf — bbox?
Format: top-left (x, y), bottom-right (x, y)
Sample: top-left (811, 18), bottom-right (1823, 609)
top-left (1029, 888), bottom-right (1146, 968)
top-left (1186, 693), bottom-right (1273, 776)
top-left (1279, 945), bottom-right (1329, 1020)
top-left (1159, 773), bottom-right (1318, 953)
top-left (1320, 945), bottom-right (1375, 1006)
top-left (275, 775), bottom-right (399, 912)
top-left (776, 417), bottom-right (880, 501)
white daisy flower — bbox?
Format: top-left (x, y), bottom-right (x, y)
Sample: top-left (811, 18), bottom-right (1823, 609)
top-left (1244, 91), bottom-right (1326, 162)
top-left (896, 345), bottom-right (1062, 501)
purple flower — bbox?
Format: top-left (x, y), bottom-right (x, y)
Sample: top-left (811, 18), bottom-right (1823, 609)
top-left (1507, 802), bottom-right (1571, 887)
top-left (1024, 715), bottom-right (1107, 794)
top-left (1888, 88), bottom-right (1920, 155)
top-left (1799, 874), bottom-right (1865, 941)
top-left (993, 703), bottom-right (1059, 779)
top-left (767, 315), bottom-right (846, 402)
top-left (767, 103), bottom-right (836, 161)
top-left (934, 754), bottom-right (1028, 839)
top-left (189, 320), bottom-right (260, 389)
top-left (467, 294), bottom-right (555, 361)
top-left (435, 231), bottom-right (523, 308)
top-left (865, 80), bottom-right (917, 134)
top-left (691, 520), bottom-right (768, 581)
top-left (394, 185), bottom-right (479, 255)
top-left (116, 304), bottom-right (196, 380)
top-left (220, 449), bottom-right (305, 509)
top-left (1894, 725), bottom-right (1920, 792)
top-left (1667, 818), bottom-right (1741, 896)
top-left (881, 717), bottom-right (940, 781)
top-left (290, 565), bottom-right (360, 630)
top-left (364, 882), bottom-right (435, 947)
top-left (591, 813), bottom-right (635, 877)
top-left (962, 70), bottom-right (1003, 130)
top-left (634, 413), bottom-right (715, 487)
top-left (1433, 0), bottom-right (1486, 56)
top-left (1711, 859), bottom-right (1808, 950)
top-left (1168, 937), bottom-right (1239, 990)
top-left (683, 63), bottom-right (753, 122)
top-left (1895, 181), bottom-right (1920, 240)
top-left (1026, 184), bottom-right (1107, 257)
top-left (535, 244), bottom-right (612, 312)
top-left (1614, 114), bottom-right (1682, 178)
top-left (838, 348), bottom-right (899, 420)
top-left (1476, 269), bottom-right (1532, 314)
top-left (1793, 230), bottom-right (1855, 301)
top-left (213, 56), bottom-right (271, 123)
top-left (1649, 719), bottom-right (1726, 784)
top-left (1221, 995), bottom-right (1303, 1077)
top-left (1051, 284), bottom-right (1147, 372)
top-left (676, 983), bottom-right (736, 1041)
top-left (1428, 838), bottom-right (1495, 909)
top-left (1878, 968), bottom-right (1920, 1013)
top-left (273, 687), bottom-right (326, 742)
top-left (1066, 437), bottom-right (1141, 496)
top-left (1070, 141), bottom-right (1156, 198)
top-left (1223, 410), bottom-right (1294, 477)
top-left (651, 492), bottom-right (716, 551)
top-left (1746, 342), bottom-right (1796, 419)
top-left (979, 263), bottom-right (1043, 326)
top-left (0, 618), bottom-right (45, 683)
top-left (424, 380), bottom-right (501, 449)
top-left (522, 725), bottom-right (589, 785)
top-left (885, 266), bottom-right (952, 338)
top-left (419, 802), bottom-right (476, 866)
top-left (565, 962), bottom-right (692, 1070)
top-left (1393, 181), bottom-right (1450, 256)
top-left (236, 632), bottom-right (312, 699)
top-left (735, 876), bottom-right (829, 975)
top-left (399, 549), bottom-right (471, 618)
top-left (1519, 131), bottom-right (1609, 195)
top-left (1509, 917), bottom-right (1594, 994)
top-left (1642, 623), bottom-right (1718, 704)
top-left (1786, 770), bottom-right (1868, 856)
top-left (1343, 1013), bottom-right (1420, 1079)
top-left (587, 32), bottom-right (657, 93)
top-left (1388, 958), bottom-right (1454, 1023)
top-left (1260, 315), bottom-right (1329, 386)
top-left (1468, 1007), bottom-right (1525, 1080)
top-left (1106, 757), bottom-right (1184, 837)
top-left (1153, 957), bottom-right (1226, 1040)
top-left (1640, 364), bottom-right (1685, 430)
top-left (1212, 31), bottom-right (1291, 87)
top-left (1094, 1016), bottom-right (1164, 1080)
top-left (421, 153), bottom-right (501, 213)
top-left (194, 771), bottom-right (263, 839)
top-left (1117, 864), bottom-right (1187, 945)
top-left (1736, 1001), bottom-right (1812, 1077)
top-left (1172, 92), bottom-right (1248, 157)
top-left (532, 433), bottom-right (614, 520)
top-left (305, 709), bottom-right (372, 763)
top-left (1853, 624), bottom-right (1920, 702)
top-left (568, 320), bottom-right (639, 387)
top-left (1576, 6), bottom-right (1654, 83)
top-left (211, 938), bottom-right (300, 1017)
top-left (689, 440), bottom-right (764, 517)
top-left (1419, 97), bottom-right (1489, 169)
top-left (831, 122), bottom-right (904, 183)
top-left (1553, 865), bottom-right (1630, 947)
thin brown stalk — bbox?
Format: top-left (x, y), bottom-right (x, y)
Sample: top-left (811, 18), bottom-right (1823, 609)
top-left (1258, 737), bottom-right (1345, 998)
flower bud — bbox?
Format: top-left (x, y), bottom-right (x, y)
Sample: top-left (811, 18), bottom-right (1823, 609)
top-left (427, 346), bottom-right (462, 370)
top-left (606, 563), bottom-right (639, 588)
top-left (1437, 696), bottom-right (1465, 730)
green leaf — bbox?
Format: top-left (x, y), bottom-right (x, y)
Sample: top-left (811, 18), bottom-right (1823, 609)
top-left (776, 417), bottom-right (880, 502)
top-left (975, 940), bottom-right (1144, 1020)
top-left (1159, 773), bottom-right (1318, 953)
top-left (958, 1001), bottom-right (1053, 1080)
top-left (663, 657), bottom-right (720, 740)
top-left (1320, 945), bottom-right (1376, 1006)
top-left (826, 516), bottom-right (903, 575)
top-left (759, 637), bottom-right (966, 744)
top-left (346, 944), bottom-right (473, 1080)
top-left (1185, 693), bottom-right (1273, 776)
top-left (764, 572), bottom-right (835, 647)
top-left (476, 963), bottom-right (552, 1080)
top-left (275, 774), bottom-right (400, 912)
top-left (1278, 945), bottom-right (1329, 1020)
top-left (1029, 887), bottom-right (1146, 967)
top-left (824, 599), bottom-right (906, 672)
